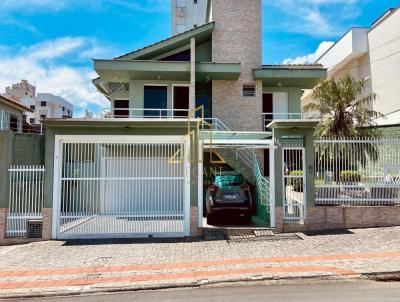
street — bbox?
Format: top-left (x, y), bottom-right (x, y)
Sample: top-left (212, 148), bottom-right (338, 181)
top-left (8, 280), bottom-right (400, 302)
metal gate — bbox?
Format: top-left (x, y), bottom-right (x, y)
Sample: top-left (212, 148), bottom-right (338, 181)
top-left (282, 147), bottom-right (306, 223)
top-left (53, 135), bottom-right (190, 239)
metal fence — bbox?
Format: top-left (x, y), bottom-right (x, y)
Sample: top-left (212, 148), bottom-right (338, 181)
top-left (314, 137), bottom-right (400, 206)
top-left (283, 146), bottom-right (306, 223)
top-left (6, 165), bottom-right (45, 237)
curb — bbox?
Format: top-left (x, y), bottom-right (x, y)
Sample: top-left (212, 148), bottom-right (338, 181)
top-left (0, 272), bottom-right (359, 300)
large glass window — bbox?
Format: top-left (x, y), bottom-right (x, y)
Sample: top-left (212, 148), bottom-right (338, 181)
top-left (144, 86), bottom-right (168, 117)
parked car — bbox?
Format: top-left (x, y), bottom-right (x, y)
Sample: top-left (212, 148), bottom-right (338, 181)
top-left (205, 171), bottom-right (252, 224)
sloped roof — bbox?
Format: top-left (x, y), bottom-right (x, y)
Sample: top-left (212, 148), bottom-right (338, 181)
top-left (114, 22), bottom-right (215, 60)
top-left (0, 95), bottom-right (34, 113)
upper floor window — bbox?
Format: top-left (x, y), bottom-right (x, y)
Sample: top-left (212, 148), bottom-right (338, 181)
top-left (194, 0), bottom-right (198, 4)
top-left (30, 105), bottom-right (35, 110)
top-left (243, 84), bottom-right (256, 97)
top-left (40, 101), bottom-right (46, 107)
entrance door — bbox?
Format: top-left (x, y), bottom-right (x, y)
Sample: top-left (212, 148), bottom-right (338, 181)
top-left (144, 86), bottom-right (168, 117)
top-left (282, 147), bottom-right (306, 223)
top-left (114, 100), bottom-right (129, 118)
top-left (173, 86), bottom-right (189, 117)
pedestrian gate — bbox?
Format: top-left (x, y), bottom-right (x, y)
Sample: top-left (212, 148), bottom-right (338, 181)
top-left (53, 136), bottom-right (190, 239)
top-left (282, 147), bottom-right (306, 223)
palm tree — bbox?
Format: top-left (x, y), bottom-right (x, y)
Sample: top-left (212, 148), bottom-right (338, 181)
top-left (304, 73), bottom-right (382, 138)
top-left (305, 74), bottom-right (384, 177)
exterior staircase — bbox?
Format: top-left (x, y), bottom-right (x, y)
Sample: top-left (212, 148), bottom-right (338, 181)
top-left (216, 148), bottom-right (255, 184)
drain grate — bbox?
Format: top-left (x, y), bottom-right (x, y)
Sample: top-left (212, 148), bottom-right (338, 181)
top-left (226, 229), bottom-right (302, 243)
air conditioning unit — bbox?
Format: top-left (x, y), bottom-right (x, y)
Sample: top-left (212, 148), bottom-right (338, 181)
top-left (26, 220), bottom-right (43, 238)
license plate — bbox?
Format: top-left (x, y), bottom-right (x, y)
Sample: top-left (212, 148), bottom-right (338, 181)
top-left (225, 194), bottom-right (236, 199)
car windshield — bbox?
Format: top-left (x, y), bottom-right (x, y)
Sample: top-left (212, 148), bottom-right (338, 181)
top-left (214, 174), bottom-right (244, 188)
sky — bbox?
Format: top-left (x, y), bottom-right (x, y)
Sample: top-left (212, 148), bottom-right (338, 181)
top-left (0, 0), bottom-right (399, 117)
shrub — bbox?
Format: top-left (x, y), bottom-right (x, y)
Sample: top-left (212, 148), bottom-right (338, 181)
top-left (340, 170), bottom-right (361, 183)
top-left (288, 170), bottom-right (303, 192)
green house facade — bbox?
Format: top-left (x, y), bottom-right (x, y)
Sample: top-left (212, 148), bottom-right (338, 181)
top-left (36, 0), bottom-right (328, 240)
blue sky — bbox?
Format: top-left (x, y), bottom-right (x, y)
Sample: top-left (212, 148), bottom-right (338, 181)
top-left (0, 0), bottom-right (399, 116)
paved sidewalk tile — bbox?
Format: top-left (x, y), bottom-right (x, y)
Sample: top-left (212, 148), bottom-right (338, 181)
top-left (1, 226), bottom-right (400, 297)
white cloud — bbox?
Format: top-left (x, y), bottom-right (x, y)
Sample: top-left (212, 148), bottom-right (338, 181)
top-left (264, 0), bottom-right (360, 37)
top-left (0, 37), bottom-right (115, 117)
top-left (0, 0), bottom-right (169, 15)
top-left (283, 41), bottom-right (334, 64)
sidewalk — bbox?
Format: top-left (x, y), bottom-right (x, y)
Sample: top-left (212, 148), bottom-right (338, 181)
top-left (1, 226), bottom-right (400, 298)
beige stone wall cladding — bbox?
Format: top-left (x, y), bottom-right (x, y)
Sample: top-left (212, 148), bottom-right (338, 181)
top-left (190, 206), bottom-right (201, 237)
top-left (307, 206), bottom-right (400, 230)
top-left (211, 0), bottom-right (263, 131)
top-left (42, 208), bottom-right (52, 240)
top-left (0, 208), bottom-right (7, 241)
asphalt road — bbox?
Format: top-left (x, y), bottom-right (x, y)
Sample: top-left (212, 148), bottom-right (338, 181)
top-left (7, 280), bottom-right (400, 302)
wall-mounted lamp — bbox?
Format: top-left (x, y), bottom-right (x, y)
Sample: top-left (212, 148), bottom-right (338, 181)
top-left (205, 76), bottom-right (210, 82)
top-left (292, 127), bottom-right (299, 132)
top-left (277, 81), bottom-right (283, 87)
top-left (157, 75), bottom-right (162, 80)
top-left (113, 74), bottom-right (120, 81)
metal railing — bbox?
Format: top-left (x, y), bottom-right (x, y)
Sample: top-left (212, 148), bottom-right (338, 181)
top-left (262, 112), bottom-right (319, 130)
top-left (253, 152), bottom-right (270, 209)
top-left (101, 108), bottom-right (190, 119)
top-left (6, 165), bottom-right (45, 237)
top-left (314, 137), bottom-right (400, 206)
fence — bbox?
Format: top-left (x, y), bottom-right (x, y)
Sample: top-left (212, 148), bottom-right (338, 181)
top-left (314, 137), bottom-right (400, 206)
top-left (6, 165), bottom-right (45, 237)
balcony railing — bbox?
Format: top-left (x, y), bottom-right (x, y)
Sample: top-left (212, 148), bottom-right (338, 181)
top-left (262, 112), bottom-right (319, 130)
top-left (101, 108), bottom-right (190, 119)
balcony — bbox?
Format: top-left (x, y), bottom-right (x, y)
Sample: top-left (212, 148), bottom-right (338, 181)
top-left (262, 112), bottom-right (319, 131)
top-left (101, 108), bottom-right (191, 119)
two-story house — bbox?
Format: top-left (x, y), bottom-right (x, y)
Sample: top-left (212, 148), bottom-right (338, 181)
top-left (39, 0), bottom-right (326, 240)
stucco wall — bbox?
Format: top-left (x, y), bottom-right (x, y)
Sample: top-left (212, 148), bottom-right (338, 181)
top-left (211, 0), bottom-right (263, 131)
top-left (368, 9), bottom-right (400, 115)
top-left (0, 131), bottom-right (44, 208)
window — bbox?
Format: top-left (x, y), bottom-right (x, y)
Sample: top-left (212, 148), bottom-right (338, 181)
top-left (29, 118), bottom-right (35, 124)
top-left (40, 101), bottom-right (46, 107)
top-left (243, 84), bottom-right (256, 97)
top-left (144, 86), bottom-right (168, 117)
top-left (40, 114), bottom-right (46, 120)
top-left (194, 0), bottom-right (198, 4)
top-left (160, 49), bottom-right (190, 61)
top-left (62, 106), bottom-right (65, 111)
top-left (195, 95), bottom-right (211, 118)
top-left (30, 105), bottom-right (35, 110)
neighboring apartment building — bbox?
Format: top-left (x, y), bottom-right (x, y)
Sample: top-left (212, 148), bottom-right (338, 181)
top-left (171, 0), bottom-right (208, 35)
top-left (5, 80), bottom-right (73, 125)
top-left (303, 7), bottom-right (400, 131)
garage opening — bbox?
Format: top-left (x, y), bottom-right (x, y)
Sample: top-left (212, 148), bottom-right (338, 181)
top-left (53, 136), bottom-right (189, 239)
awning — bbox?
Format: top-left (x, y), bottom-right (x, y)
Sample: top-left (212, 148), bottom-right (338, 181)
top-left (202, 131), bottom-right (274, 148)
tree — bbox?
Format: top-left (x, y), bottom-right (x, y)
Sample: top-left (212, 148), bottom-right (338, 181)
top-left (304, 73), bottom-right (383, 138)
top-left (306, 74), bottom-right (384, 176)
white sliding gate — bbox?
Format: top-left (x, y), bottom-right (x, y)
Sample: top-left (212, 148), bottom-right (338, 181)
top-left (53, 135), bottom-right (190, 239)
top-left (282, 147), bottom-right (306, 223)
